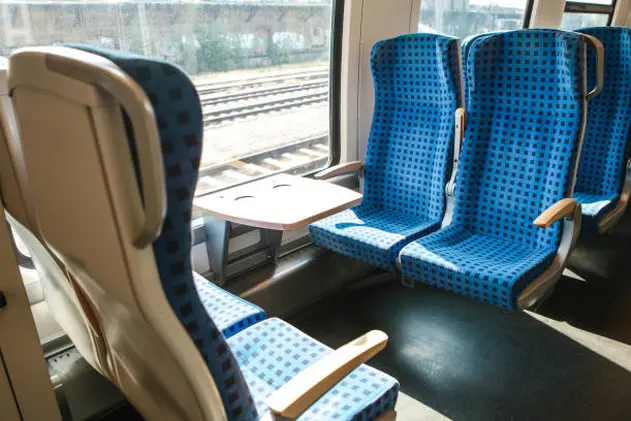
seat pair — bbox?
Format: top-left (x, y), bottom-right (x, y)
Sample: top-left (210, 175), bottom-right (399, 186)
top-left (3, 47), bottom-right (398, 420)
top-left (311, 29), bottom-right (604, 310)
top-left (461, 27), bottom-right (631, 234)
top-left (573, 27), bottom-right (631, 233)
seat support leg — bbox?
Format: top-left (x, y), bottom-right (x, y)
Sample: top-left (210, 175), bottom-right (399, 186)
top-left (395, 256), bottom-right (414, 288)
top-left (203, 214), bottom-right (230, 285)
top-left (261, 228), bottom-right (283, 263)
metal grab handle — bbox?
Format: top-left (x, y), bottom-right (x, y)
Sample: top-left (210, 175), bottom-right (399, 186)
top-left (581, 33), bottom-right (605, 101)
top-left (46, 50), bottom-right (166, 248)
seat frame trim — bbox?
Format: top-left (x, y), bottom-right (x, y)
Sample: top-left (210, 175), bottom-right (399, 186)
top-left (516, 204), bottom-right (582, 309)
top-left (595, 158), bottom-right (631, 234)
top-left (9, 47), bottom-right (229, 421)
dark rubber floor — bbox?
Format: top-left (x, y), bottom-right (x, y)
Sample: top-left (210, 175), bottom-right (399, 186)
top-left (289, 212), bottom-right (631, 421)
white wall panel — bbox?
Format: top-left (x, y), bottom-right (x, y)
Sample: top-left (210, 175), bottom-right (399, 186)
top-left (341, 0), bottom-right (419, 162)
top-left (529, 0), bottom-right (566, 28)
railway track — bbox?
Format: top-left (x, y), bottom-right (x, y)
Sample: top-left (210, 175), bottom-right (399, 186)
top-left (196, 135), bottom-right (329, 196)
top-left (199, 79), bottom-right (328, 106)
top-left (195, 67), bottom-right (328, 95)
top-left (204, 89), bottom-right (328, 125)
top-left (195, 68), bottom-right (331, 195)
top-left (197, 67), bottom-right (330, 125)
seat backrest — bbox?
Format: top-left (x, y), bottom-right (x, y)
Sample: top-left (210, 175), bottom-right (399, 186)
top-left (0, 57), bottom-right (108, 374)
top-left (454, 29), bottom-right (589, 249)
top-left (9, 46), bottom-right (257, 421)
top-left (461, 29), bottom-right (578, 108)
top-left (575, 27), bottom-right (631, 197)
top-left (364, 33), bottom-right (461, 221)
top-left (461, 31), bottom-right (504, 106)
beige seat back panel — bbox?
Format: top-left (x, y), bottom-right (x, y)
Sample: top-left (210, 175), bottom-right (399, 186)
top-left (9, 47), bottom-right (226, 421)
top-left (0, 58), bottom-right (109, 375)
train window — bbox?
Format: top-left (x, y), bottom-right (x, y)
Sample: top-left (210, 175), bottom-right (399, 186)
top-left (561, 1), bottom-right (616, 29)
top-left (0, 0), bottom-right (340, 196)
top-left (418, 0), bottom-right (530, 39)
top-left (560, 12), bottom-right (610, 29)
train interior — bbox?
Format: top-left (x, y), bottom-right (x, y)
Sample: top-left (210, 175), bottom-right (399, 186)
top-left (1, 1), bottom-right (631, 420)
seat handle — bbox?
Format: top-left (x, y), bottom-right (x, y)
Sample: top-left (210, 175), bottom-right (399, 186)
top-left (581, 34), bottom-right (604, 101)
top-left (47, 51), bottom-right (166, 248)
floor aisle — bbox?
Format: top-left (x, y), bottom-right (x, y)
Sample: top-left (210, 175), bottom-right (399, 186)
top-left (289, 213), bottom-right (631, 421)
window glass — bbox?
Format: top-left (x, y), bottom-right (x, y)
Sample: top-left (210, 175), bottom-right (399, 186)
top-left (560, 12), bottom-right (610, 29)
top-left (418, 0), bottom-right (529, 39)
top-left (0, 0), bottom-right (337, 196)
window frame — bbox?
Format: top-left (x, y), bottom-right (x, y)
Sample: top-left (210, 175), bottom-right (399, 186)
top-left (523, 0), bottom-right (536, 28)
top-left (327, 0), bottom-right (344, 171)
top-left (564, 0), bottom-right (618, 25)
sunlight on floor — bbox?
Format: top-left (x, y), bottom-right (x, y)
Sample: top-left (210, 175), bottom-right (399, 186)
top-left (562, 268), bottom-right (588, 282)
top-left (527, 311), bottom-right (631, 373)
top-left (396, 392), bottom-right (451, 421)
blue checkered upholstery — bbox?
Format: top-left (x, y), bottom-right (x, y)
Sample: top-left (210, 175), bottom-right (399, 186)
top-left (71, 45), bottom-right (399, 421)
top-left (574, 192), bottom-right (619, 232)
top-left (227, 318), bottom-right (399, 421)
top-left (310, 33), bottom-right (461, 270)
top-left (574, 27), bottom-right (631, 231)
top-left (462, 32), bottom-right (501, 106)
top-left (194, 272), bottom-right (265, 338)
top-left (400, 30), bottom-right (587, 310)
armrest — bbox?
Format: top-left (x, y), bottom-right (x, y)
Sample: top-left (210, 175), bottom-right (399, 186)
top-left (265, 330), bottom-right (388, 419)
top-left (313, 161), bottom-right (364, 180)
top-left (533, 198), bottom-right (578, 228)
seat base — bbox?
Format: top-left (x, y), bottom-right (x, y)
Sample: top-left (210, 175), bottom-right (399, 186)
top-left (227, 318), bottom-right (399, 421)
top-left (399, 225), bottom-right (557, 310)
top-left (574, 191), bottom-right (619, 233)
top-left (309, 205), bottom-right (440, 271)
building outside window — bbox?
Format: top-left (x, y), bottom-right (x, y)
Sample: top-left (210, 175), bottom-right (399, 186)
top-left (0, 0), bottom-right (339, 196)
top-left (418, 0), bottom-right (530, 39)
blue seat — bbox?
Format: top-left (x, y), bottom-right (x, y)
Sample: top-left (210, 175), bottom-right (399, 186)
top-left (194, 272), bottom-right (265, 338)
top-left (400, 30), bottom-right (593, 310)
top-left (66, 45), bottom-right (399, 420)
top-left (227, 318), bottom-right (399, 421)
top-left (574, 27), bottom-right (631, 233)
top-left (309, 33), bottom-right (462, 271)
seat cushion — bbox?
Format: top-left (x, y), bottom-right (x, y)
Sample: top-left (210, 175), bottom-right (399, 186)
top-left (399, 225), bottom-right (558, 310)
top-left (193, 272), bottom-right (265, 338)
top-left (574, 191), bottom-right (619, 233)
top-left (309, 204), bottom-right (441, 271)
top-left (227, 318), bottom-right (398, 421)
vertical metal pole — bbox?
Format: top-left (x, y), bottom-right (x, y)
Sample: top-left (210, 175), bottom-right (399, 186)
top-left (137, 2), bottom-right (151, 56)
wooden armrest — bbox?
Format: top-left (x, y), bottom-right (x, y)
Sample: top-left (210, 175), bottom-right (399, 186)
top-left (265, 330), bottom-right (388, 419)
top-left (533, 198), bottom-right (578, 228)
top-left (313, 161), bottom-right (364, 180)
